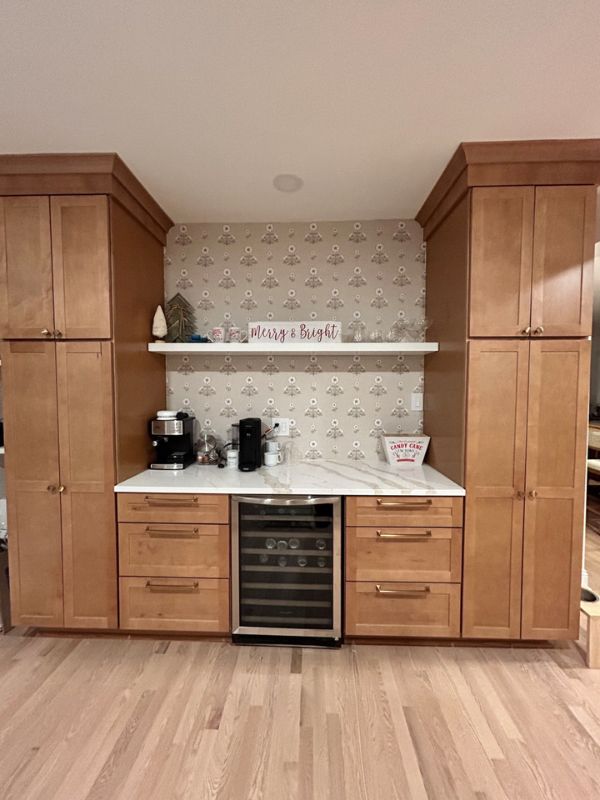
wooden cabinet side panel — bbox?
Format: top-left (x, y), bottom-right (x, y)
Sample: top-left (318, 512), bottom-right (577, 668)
top-left (50, 195), bottom-right (112, 339)
top-left (522, 339), bottom-right (590, 639)
top-left (57, 341), bottom-right (117, 628)
top-left (0, 196), bottom-right (55, 339)
top-left (110, 200), bottom-right (166, 481)
top-left (423, 193), bottom-right (469, 485)
top-left (469, 187), bottom-right (535, 337)
top-left (1, 341), bottom-right (64, 626)
top-left (531, 186), bottom-right (596, 337)
top-left (462, 340), bottom-right (529, 638)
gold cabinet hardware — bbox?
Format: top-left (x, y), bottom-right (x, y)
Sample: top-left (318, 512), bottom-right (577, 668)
top-left (145, 580), bottom-right (199, 592)
top-left (143, 496), bottom-right (198, 506)
top-left (516, 490), bottom-right (526, 499)
top-left (47, 485), bottom-right (57, 494)
top-left (522, 327), bottom-right (532, 335)
top-left (376, 529), bottom-right (432, 538)
top-left (376, 498), bottom-right (432, 508)
top-left (533, 326), bottom-right (544, 335)
top-left (41, 329), bottom-right (52, 337)
top-left (58, 485), bottom-right (65, 493)
top-left (529, 490), bottom-right (538, 499)
top-left (146, 527), bottom-right (200, 538)
top-left (53, 329), bottom-right (63, 338)
top-left (375, 584), bottom-right (430, 596)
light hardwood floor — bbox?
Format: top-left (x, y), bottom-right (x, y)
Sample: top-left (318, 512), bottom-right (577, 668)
top-left (0, 631), bottom-right (600, 800)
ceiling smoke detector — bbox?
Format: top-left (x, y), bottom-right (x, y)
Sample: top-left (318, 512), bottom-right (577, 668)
top-left (273, 173), bottom-right (304, 193)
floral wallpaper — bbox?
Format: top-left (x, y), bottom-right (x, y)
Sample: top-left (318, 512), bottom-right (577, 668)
top-left (164, 219), bottom-right (425, 462)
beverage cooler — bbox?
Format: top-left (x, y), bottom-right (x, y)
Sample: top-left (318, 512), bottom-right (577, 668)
top-left (231, 496), bottom-right (342, 646)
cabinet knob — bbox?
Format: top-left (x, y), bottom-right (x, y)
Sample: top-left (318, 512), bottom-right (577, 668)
top-left (529, 490), bottom-right (538, 499)
top-left (533, 326), bottom-right (544, 335)
top-left (522, 327), bottom-right (532, 335)
top-left (47, 485), bottom-right (57, 494)
top-left (58, 485), bottom-right (65, 493)
top-left (53, 330), bottom-right (63, 338)
top-left (41, 329), bottom-right (52, 337)
top-left (516, 490), bottom-right (526, 499)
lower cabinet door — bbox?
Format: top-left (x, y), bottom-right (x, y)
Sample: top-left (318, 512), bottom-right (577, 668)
top-left (521, 339), bottom-right (590, 639)
top-left (120, 577), bottom-right (230, 632)
top-left (345, 582), bottom-right (460, 638)
top-left (1, 341), bottom-right (64, 627)
top-left (57, 342), bottom-right (117, 629)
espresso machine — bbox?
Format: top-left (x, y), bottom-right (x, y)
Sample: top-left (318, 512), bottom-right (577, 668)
top-left (149, 411), bottom-right (195, 469)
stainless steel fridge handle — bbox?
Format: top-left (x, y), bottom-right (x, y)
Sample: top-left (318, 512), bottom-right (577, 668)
top-left (232, 495), bottom-right (339, 506)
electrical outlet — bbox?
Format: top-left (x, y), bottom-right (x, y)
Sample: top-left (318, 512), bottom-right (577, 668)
top-left (411, 393), bottom-right (423, 412)
top-left (271, 417), bottom-right (290, 436)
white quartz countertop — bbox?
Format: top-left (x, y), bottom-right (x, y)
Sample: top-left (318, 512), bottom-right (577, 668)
top-left (114, 460), bottom-right (464, 496)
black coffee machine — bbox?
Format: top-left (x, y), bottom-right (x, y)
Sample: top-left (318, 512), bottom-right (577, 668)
top-left (149, 412), bottom-right (195, 470)
top-left (239, 418), bottom-right (262, 472)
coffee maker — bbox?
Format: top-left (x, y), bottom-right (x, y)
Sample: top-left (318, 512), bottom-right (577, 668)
top-left (238, 418), bottom-right (262, 472)
top-left (149, 412), bottom-right (195, 470)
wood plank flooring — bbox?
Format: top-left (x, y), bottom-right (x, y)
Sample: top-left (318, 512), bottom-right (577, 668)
top-left (1, 632), bottom-right (600, 800)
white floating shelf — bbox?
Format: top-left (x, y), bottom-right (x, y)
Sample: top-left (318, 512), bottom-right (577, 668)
top-left (148, 342), bottom-right (438, 356)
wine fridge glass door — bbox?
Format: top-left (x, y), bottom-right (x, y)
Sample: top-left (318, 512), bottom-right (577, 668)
top-left (231, 496), bottom-right (342, 639)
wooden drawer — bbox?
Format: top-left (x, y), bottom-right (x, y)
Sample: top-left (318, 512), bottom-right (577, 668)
top-left (346, 527), bottom-right (462, 583)
top-left (345, 581), bottom-right (461, 638)
top-left (119, 577), bottom-right (230, 632)
top-left (117, 493), bottom-right (229, 525)
top-left (346, 496), bottom-right (463, 528)
top-left (118, 523), bottom-right (230, 578)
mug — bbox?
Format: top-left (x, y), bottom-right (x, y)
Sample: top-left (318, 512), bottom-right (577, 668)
top-left (264, 451), bottom-right (282, 467)
top-left (226, 449), bottom-right (239, 468)
top-left (229, 327), bottom-right (248, 343)
top-left (212, 327), bottom-right (226, 343)
top-left (265, 440), bottom-right (281, 452)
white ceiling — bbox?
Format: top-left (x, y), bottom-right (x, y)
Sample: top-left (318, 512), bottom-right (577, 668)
top-left (2, 0), bottom-right (600, 224)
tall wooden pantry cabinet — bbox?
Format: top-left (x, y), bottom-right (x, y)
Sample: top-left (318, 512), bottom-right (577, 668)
top-left (0, 155), bottom-right (172, 628)
top-left (418, 140), bottom-right (599, 640)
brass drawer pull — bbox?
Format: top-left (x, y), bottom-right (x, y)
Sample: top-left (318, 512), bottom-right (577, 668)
top-left (145, 580), bottom-right (199, 592)
top-left (146, 527), bottom-right (200, 538)
top-left (376, 529), bottom-right (432, 538)
top-left (522, 326), bottom-right (532, 335)
top-left (143, 496), bottom-right (199, 507)
top-left (376, 499), bottom-right (433, 508)
top-left (533, 326), bottom-right (544, 335)
top-left (375, 584), bottom-right (430, 596)
top-left (529, 490), bottom-right (538, 499)
top-left (41, 328), bottom-right (52, 337)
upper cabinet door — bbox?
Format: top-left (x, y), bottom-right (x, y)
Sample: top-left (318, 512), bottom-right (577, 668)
top-left (530, 186), bottom-right (595, 337)
top-left (469, 187), bottom-right (535, 338)
top-left (0, 197), bottom-right (55, 339)
top-left (522, 339), bottom-right (590, 639)
top-left (51, 196), bottom-right (111, 339)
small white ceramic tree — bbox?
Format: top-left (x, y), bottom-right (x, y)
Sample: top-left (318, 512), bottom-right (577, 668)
top-left (152, 305), bottom-right (168, 342)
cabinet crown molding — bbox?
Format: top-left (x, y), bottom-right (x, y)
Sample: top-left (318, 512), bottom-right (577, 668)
top-left (0, 153), bottom-right (173, 244)
top-left (416, 138), bottom-right (600, 238)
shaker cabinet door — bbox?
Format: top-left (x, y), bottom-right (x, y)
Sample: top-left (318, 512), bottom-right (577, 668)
top-left (462, 340), bottom-right (529, 638)
top-left (0, 196), bottom-right (55, 339)
top-left (530, 186), bottom-right (595, 337)
top-left (50, 195), bottom-right (112, 339)
top-left (521, 339), bottom-right (590, 639)
top-left (0, 341), bottom-right (64, 626)
top-left (469, 187), bottom-right (535, 338)
top-left (56, 341), bottom-right (117, 628)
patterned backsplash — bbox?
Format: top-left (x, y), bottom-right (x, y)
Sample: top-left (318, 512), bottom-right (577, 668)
top-left (164, 219), bottom-right (425, 462)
